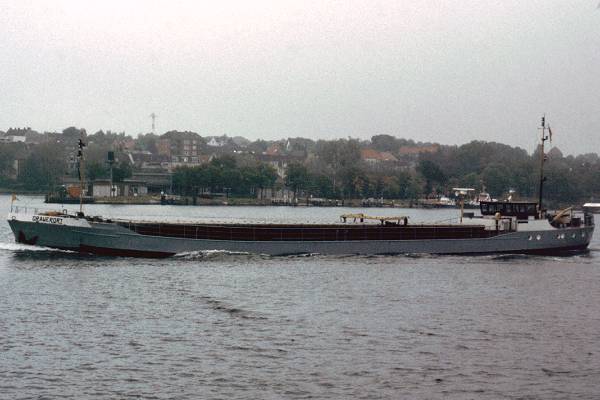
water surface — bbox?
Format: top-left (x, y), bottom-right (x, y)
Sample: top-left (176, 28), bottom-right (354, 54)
top-left (1, 195), bottom-right (599, 399)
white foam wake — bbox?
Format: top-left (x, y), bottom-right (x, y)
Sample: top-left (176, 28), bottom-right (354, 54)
top-left (0, 242), bottom-right (75, 253)
top-left (174, 249), bottom-right (253, 259)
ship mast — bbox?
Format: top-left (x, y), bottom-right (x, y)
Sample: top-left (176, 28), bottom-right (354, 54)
top-left (77, 136), bottom-right (86, 215)
top-left (538, 115), bottom-right (548, 217)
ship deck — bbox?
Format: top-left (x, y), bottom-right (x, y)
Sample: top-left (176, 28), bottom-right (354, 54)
top-left (116, 221), bottom-right (500, 242)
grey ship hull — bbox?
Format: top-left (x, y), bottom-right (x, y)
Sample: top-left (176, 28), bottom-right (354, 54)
top-left (8, 215), bottom-right (594, 258)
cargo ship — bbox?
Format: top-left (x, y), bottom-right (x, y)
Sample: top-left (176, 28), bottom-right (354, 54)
top-left (6, 201), bottom-right (594, 257)
top-left (6, 118), bottom-right (595, 258)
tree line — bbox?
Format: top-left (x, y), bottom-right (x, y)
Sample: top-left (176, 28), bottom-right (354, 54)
top-left (171, 139), bottom-right (600, 206)
top-left (0, 128), bottom-right (599, 206)
top-left (172, 155), bottom-right (277, 197)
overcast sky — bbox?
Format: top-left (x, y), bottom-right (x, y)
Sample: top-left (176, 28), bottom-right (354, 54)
top-left (1, 0), bottom-right (599, 155)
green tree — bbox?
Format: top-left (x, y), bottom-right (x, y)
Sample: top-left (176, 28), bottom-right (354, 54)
top-left (417, 159), bottom-right (447, 194)
top-left (370, 134), bottom-right (398, 152)
top-left (257, 163), bottom-right (277, 193)
top-left (62, 126), bottom-right (86, 139)
top-left (112, 161), bottom-right (132, 183)
top-left (21, 142), bottom-right (66, 192)
top-left (481, 163), bottom-right (511, 198)
top-left (316, 139), bottom-right (361, 197)
top-left (86, 161), bottom-right (108, 181)
top-left (285, 162), bottom-right (309, 199)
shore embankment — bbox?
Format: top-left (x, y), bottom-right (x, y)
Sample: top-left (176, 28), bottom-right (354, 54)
top-left (44, 194), bottom-right (417, 208)
top-left (10, 191), bottom-right (576, 210)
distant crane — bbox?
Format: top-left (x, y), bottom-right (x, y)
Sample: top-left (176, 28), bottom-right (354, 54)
top-left (149, 113), bottom-right (157, 134)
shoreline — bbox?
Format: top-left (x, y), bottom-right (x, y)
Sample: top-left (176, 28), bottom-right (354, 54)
top-left (5, 192), bottom-right (576, 210)
top-left (46, 195), bottom-right (418, 208)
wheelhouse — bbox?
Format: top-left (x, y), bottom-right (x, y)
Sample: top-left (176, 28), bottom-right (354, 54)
top-left (480, 201), bottom-right (538, 219)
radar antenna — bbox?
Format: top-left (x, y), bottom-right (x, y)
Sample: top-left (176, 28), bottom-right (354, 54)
top-left (538, 115), bottom-right (549, 217)
top-left (77, 136), bottom-right (86, 215)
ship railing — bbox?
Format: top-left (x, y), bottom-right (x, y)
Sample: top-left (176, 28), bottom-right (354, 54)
top-left (433, 215), bottom-right (517, 232)
top-left (10, 205), bottom-right (71, 216)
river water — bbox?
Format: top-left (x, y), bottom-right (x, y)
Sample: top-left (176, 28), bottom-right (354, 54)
top-left (0, 195), bottom-right (599, 399)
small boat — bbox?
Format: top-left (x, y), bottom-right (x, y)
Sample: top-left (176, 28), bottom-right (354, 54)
top-left (419, 196), bottom-right (457, 208)
top-left (5, 118), bottom-right (596, 258)
top-left (583, 203), bottom-right (600, 213)
top-left (466, 191), bottom-right (493, 208)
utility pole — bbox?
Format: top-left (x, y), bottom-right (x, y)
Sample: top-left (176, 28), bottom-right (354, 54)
top-left (107, 151), bottom-right (115, 197)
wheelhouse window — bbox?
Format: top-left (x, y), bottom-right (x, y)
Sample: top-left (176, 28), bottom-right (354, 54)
top-left (480, 201), bottom-right (538, 218)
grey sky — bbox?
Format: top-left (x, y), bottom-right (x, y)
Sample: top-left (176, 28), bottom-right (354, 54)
top-left (1, 0), bottom-right (599, 155)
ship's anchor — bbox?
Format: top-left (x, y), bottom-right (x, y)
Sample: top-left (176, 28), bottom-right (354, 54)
top-left (17, 231), bottom-right (39, 245)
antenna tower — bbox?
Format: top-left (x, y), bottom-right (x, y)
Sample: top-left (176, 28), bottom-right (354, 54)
top-left (150, 113), bottom-right (157, 134)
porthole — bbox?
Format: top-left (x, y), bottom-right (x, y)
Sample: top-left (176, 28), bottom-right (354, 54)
top-left (536, 234), bottom-right (542, 241)
top-left (528, 235), bottom-right (532, 241)
top-left (572, 233), bottom-right (576, 239)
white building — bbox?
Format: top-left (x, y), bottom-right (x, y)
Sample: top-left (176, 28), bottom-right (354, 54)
top-left (92, 180), bottom-right (117, 197)
top-left (0, 135), bottom-right (26, 143)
